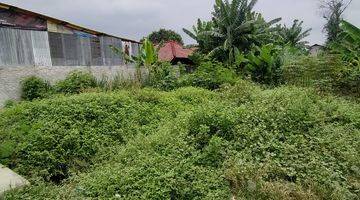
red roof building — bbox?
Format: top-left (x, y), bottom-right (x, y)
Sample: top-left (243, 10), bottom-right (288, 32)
top-left (158, 41), bottom-right (195, 65)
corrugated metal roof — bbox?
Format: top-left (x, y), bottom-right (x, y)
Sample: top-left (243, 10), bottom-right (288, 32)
top-left (0, 2), bottom-right (140, 43)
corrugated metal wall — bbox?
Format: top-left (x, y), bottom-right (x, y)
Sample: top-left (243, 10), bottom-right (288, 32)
top-left (131, 42), bottom-right (140, 57)
top-left (100, 36), bottom-right (123, 66)
top-left (48, 32), bottom-right (64, 66)
top-left (31, 30), bottom-right (52, 66)
top-left (0, 27), bottom-right (135, 67)
top-left (79, 37), bottom-right (92, 66)
top-left (0, 27), bottom-right (52, 67)
top-left (0, 28), bottom-right (52, 67)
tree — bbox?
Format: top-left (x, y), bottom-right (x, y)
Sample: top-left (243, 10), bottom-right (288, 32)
top-left (278, 20), bottom-right (312, 47)
top-left (332, 20), bottom-right (360, 66)
top-left (146, 29), bottom-right (183, 45)
top-left (183, 19), bottom-right (215, 53)
top-left (192, 0), bottom-right (281, 65)
top-left (320, 0), bottom-right (353, 44)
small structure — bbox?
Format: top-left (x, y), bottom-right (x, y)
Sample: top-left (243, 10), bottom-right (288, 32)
top-left (308, 44), bottom-right (325, 56)
top-left (0, 164), bottom-right (29, 196)
top-left (158, 41), bottom-right (195, 65)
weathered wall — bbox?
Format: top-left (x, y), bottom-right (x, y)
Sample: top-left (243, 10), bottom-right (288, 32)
top-left (0, 27), bottom-right (141, 68)
top-left (0, 64), bottom-right (138, 107)
top-left (0, 28), bottom-right (52, 66)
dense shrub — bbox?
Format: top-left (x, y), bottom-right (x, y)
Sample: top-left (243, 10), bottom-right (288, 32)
top-left (336, 65), bottom-right (360, 97)
top-left (0, 88), bottom-right (216, 183)
top-left (282, 54), bottom-right (360, 98)
top-left (146, 62), bottom-right (179, 91)
top-left (3, 99), bottom-right (18, 108)
top-left (179, 61), bottom-right (238, 90)
top-left (1, 83), bottom-right (359, 199)
top-left (243, 44), bottom-right (283, 86)
top-left (97, 73), bottom-right (142, 91)
top-left (54, 71), bottom-right (97, 94)
top-left (75, 129), bottom-right (231, 199)
top-left (21, 76), bottom-right (52, 101)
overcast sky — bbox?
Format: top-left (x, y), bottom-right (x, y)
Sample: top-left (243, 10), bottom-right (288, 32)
top-left (2, 0), bottom-right (360, 45)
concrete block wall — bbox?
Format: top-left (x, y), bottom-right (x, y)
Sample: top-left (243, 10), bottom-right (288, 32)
top-left (0, 65), bottom-right (139, 107)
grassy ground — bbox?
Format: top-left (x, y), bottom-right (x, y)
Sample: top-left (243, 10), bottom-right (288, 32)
top-left (0, 81), bottom-right (359, 199)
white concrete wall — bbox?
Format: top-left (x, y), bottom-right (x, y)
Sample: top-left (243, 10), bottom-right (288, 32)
top-left (0, 65), bottom-right (139, 107)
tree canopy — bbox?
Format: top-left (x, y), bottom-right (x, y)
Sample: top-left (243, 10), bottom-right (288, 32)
top-left (145, 28), bottom-right (184, 45)
top-left (278, 20), bottom-right (312, 47)
top-left (320, 0), bottom-right (353, 44)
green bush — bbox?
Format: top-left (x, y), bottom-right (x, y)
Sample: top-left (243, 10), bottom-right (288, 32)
top-left (282, 54), bottom-right (360, 98)
top-left (97, 73), bottom-right (142, 91)
top-left (1, 83), bottom-right (359, 199)
top-left (336, 65), bottom-right (360, 97)
top-left (283, 54), bottom-right (360, 97)
top-left (0, 88), bottom-right (216, 183)
top-left (3, 99), bottom-right (18, 108)
top-left (243, 44), bottom-right (283, 86)
top-left (55, 71), bottom-right (97, 94)
top-left (146, 62), bottom-right (179, 91)
top-left (75, 130), bottom-right (231, 199)
top-left (282, 55), bottom-right (341, 89)
top-left (21, 76), bottom-right (52, 101)
top-left (179, 61), bottom-right (238, 90)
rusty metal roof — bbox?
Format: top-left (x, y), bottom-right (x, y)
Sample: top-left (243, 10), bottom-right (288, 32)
top-left (0, 2), bottom-right (140, 43)
top-left (158, 41), bottom-right (194, 62)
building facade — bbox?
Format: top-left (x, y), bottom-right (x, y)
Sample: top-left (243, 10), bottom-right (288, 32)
top-left (0, 3), bottom-right (141, 106)
top-left (0, 3), bottom-right (140, 67)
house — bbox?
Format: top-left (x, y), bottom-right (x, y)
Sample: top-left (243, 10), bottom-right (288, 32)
top-left (158, 41), bottom-right (195, 65)
top-left (0, 2), bottom-right (141, 106)
top-left (308, 44), bottom-right (325, 56)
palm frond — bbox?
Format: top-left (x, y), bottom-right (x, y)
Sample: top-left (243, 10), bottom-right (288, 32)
top-left (247, 0), bottom-right (258, 11)
top-left (183, 28), bottom-right (197, 41)
top-left (267, 18), bottom-right (282, 26)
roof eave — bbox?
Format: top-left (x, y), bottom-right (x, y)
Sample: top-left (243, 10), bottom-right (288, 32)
top-left (0, 2), bottom-right (141, 44)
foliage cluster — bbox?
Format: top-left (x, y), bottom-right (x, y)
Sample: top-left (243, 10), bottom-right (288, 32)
top-left (320, 0), bottom-right (353, 44)
top-left (179, 61), bottom-right (238, 90)
top-left (21, 71), bottom-right (98, 102)
top-left (145, 28), bottom-right (184, 45)
top-left (235, 44), bottom-right (283, 85)
top-left (330, 20), bottom-right (360, 66)
top-left (2, 1), bottom-right (359, 199)
top-left (1, 81), bottom-right (359, 199)
top-left (54, 71), bottom-right (97, 94)
top-left (21, 76), bottom-right (52, 101)
top-left (282, 54), bottom-right (360, 98)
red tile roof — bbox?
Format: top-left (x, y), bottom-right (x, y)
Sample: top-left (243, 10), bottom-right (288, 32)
top-left (158, 41), bottom-right (194, 62)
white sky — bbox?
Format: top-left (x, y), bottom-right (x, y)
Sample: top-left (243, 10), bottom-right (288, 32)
top-left (1, 0), bottom-right (360, 45)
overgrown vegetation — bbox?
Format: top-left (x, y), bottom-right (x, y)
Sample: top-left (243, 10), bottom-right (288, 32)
top-left (55, 71), bottom-right (97, 94)
top-left (21, 76), bottom-right (52, 101)
top-left (282, 54), bottom-right (360, 98)
top-left (1, 82), bottom-right (359, 199)
top-left (1, 0), bottom-right (359, 199)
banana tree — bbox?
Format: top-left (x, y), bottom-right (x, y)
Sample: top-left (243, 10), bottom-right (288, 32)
top-left (204, 0), bottom-right (281, 66)
top-left (111, 38), bottom-right (158, 68)
top-left (278, 19), bottom-right (312, 47)
top-left (183, 19), bottom-right (214, 53)
top-left (111, 38), bottom-right (159, 82)
top-left (336, 20), bottom-right (360, 66)
top-left (237, 44), bottom-right (282, 85)
top-left (136, 38), bottom-right (159, 67)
